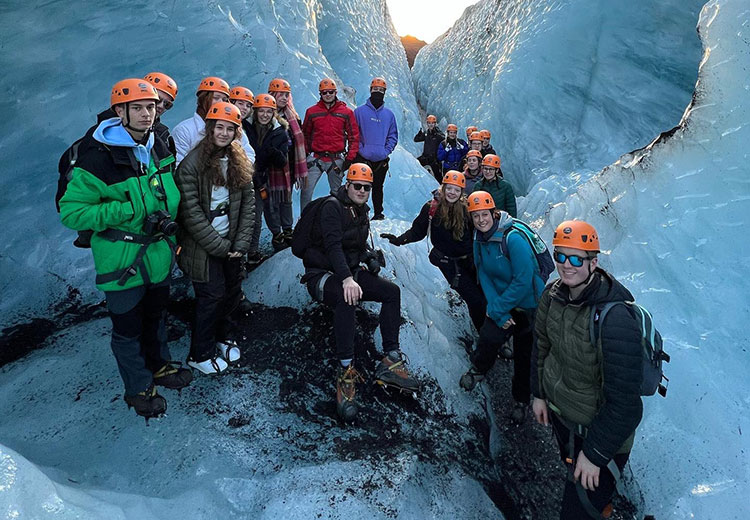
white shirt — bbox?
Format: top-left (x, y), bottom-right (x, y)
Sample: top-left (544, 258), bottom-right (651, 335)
top-left (173, 112), bottom-right (256, 165)
top-left (210, 157), bottom-right (230, 237)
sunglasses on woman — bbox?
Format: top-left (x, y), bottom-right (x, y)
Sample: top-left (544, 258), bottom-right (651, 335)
top-left (351, 182), bottom-right (371, 192)
top-left (553, 250), bottom-right (590, 267)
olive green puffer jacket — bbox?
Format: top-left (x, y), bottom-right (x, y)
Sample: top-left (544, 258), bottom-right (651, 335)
top-left (175, 143), bottom-right (255, 282)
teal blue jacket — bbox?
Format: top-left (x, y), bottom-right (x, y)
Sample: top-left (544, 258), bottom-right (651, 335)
top-left (474, 214), bottom-right (544, 325)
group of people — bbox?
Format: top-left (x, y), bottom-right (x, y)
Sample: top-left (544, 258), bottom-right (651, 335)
top-left (58, 71), bottom-right (648, 518)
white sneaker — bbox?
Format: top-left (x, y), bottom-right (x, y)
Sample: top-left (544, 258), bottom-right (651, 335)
top-left (187, 356), bottom-right (228, 375)
top-left (217, 340), bottom-right (241, 364)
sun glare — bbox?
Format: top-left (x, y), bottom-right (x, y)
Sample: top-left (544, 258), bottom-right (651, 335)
top-left (386, 0), bottom-right (479, 43)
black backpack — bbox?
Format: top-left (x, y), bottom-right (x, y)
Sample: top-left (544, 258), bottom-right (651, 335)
top-left (55, 137), bottom-right (86, 212)
top-left (291, 195), bottom-right (338, 259)
top-left (500, 219), bottom-right (555, 283)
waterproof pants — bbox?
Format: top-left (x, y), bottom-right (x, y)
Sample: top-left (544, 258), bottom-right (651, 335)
top-left (472, 308), bottom-right (535, 404)
top-left (300, 157), bottom-right (344, 211)
top-left (107, 283), bottom-right (171, 396)
top-left (551, 413), bottom-right (629, 519)
top-left (355, 156), bottom-right (389, 216)
top-left (430, 251), bottom-right (486, 331)
top-left (249, 187), bottom-right (265, 254)
top-left (190, 256), bottom-right (243, 362)
top-left (263, 196), bottom-right (293, 235)
top-left (307, 270), bottom-right (400, 360)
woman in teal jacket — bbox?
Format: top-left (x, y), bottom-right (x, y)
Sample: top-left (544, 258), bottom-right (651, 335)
top-left (459, 191), bottom-right (544, 424)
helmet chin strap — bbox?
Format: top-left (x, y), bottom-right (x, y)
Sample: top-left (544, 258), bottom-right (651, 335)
top-left (569, 264), bottom-right (595, 289)
top-left (122, 102), bottom-right (153, 143)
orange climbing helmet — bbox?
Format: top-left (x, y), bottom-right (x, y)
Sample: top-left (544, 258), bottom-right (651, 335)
top-left (465, 125), bottom-right (478, 137)
top-left (446, 124), bottom-right (458, 132)
top-left (480, 129), bottom-right (491, 139)
top-left (197, 76), bottom-right (230, 96)
top-left (319, 78), bottom-right (337, 92)
top-left (482, 154), bottom-right (501, 169)
top-left (552, 220), bottom-right (600, 252)
top-left (442, 170), bottom-right (466, 189)
top-left (144, 72), bottom-right (178, 100)
top-left (426, 115), bottom-right (437, 123)
top-left (268, 78), bottom-right (291, 93)
top-left (469, 131), bottom-right (483, 142)
top-left (466, 150), bottom-right (482, 160)
top-left (253, 93), bottom-right (277, 109)
top-left (467, 191), bottom-right (495, 212)
top-left (229, 86), bottom-right (254, 102)
top-left (370, 77), bottom-right (387, 89)
top-left (346, 163), bottom-right (373, 182)
top-left (110, 79), bottom-right (159, 107)
top-left (205, 101), bottom-right (242, 126)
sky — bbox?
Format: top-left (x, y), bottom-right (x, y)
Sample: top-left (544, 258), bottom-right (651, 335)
top-left (385, 0), bottom-right (479, 43)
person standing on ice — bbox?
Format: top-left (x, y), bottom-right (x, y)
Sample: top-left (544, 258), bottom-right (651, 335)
top-left (468, 131), bottom-right (483, 152)
top-left (354, 77), bottom-right (398, 221)
top-left (471, 154), bottom-right (517, 218)
top-left (437, 124), bottom-right (468, 173)
top-left (414, 114), bottom-right (445, 183)
top-left (59, 79), bottom-right (192, 419)
top-left (479, 129), bottom-right (496, 157)
top-left (300, 78), bottom-right (360, 211)
top-left (465, 125), bottom-right (478, 143)
top-left (175, 102), bottom-right (255, 375)
top-left (299, 164), bottom-right (418, 422)
top-left (244, 94), bottom-right (290, 252)
top-left (463, 150), bottom-right (483, 192)
top-left (144, 72), bottom-right (179, 156)
top-left (267, 77), bottom-right (308, 252)
top-left (531, 221), bottom-right (643, 519)
top-left (172, 76), bottom-right (256, 166)
top-left (459, 191), bottom-right (543, 425)
top-left (380, 171), bottom-right (486, 331)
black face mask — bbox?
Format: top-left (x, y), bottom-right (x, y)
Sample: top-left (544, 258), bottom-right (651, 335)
top-left (370, 91), bottom-right (385, 108)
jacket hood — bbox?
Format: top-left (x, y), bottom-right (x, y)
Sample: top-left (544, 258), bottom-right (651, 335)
top-left (549, 268), bottom-right (634, 306)
top-left (93, 118), bottom-right (154, 166)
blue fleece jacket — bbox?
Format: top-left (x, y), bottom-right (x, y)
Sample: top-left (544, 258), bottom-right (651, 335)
top-left (474, 213), bottom-right (544, 325)
top-left (93, 117), bottom-right (154, 166)
top-left (437, 138), bottom-right (468, 171)
top-left (354, 100), bottom-right (398, 161)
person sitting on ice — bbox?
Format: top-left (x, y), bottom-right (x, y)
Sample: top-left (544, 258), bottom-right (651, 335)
top-left (299, 163), bottom-right (418, 422)
top-left (414, 114), bottom-right (445, 184)
top-left (479, 129), bottom-right (496, 157)
top-left (463, 150), bottom-right (483, 193)
top-left (437, 124), bottom-right (468, 173)
top-left (471, 154), bottom-right (516, 218)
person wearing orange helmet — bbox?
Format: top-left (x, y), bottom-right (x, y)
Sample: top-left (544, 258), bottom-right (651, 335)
top-left (532, 221), bottom-right (644, 519)
top-left (471, 154), bottom-right (516, 217)
top-left (479, 129), bottom-right (496, 157)
top-left (459, 192), bottom-right (544, 426)
top-left (144, 72), bottom-right (179, 155)
top-left (437, 123), bottom-right (468, 173)
top-left (463, 150), bottom-right (483, 192)
top-left (172, 76), bottom-right (256, 166)
top-left (353, 77), bottom-right (398, 220)
top-left (380, 171), bottom-right (486, 330)
top-left (468, 131), bottom-right (483, 152)
top-left (414, 114), bottom-right (445, 183)
top-left (59, 79), bottom-right (191, 419)
top-left (300, 78), bottom-right (360, 211)
top-left (299, 164), bottom-right (417, 421)
top-left (244, 94), bottom-right (290, 253)
top-left (174, 102), bottom-right (256, 375)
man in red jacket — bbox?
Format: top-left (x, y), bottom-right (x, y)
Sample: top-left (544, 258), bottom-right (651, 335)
top-left (300, 78), bottom-right (360, 210)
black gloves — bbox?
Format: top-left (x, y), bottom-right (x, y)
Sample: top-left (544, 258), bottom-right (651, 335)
top-left (380, 233), bottom-right (403, 246)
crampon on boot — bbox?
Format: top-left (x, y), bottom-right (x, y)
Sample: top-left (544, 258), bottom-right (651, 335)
top-left (336, 364), bottom-right (364, 422)
top-left (124, 384), bottom-right (167, 420)
top-left (459, 366), bottom-right (485, 391)
top-left (375, 351), bottom-right (419, 395)
top-left (153, 361), bottom-right (193, 391)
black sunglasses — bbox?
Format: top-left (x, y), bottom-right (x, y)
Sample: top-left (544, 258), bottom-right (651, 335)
top-left (553, 249), bottom-right (590, 268)
top-left (320, 89), bottom-right (337, 95)
top-left (158, 98), bottom-right (174, 110)
top-left (351, 183), bottom-right (371, 192)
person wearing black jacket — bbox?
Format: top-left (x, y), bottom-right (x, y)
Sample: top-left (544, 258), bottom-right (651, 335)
top-left (380, 171), bottom-right (486, 331)
top-left (144, 72), bottom-right (179, 156)
top-left (532, 220), bottom-right (643, 519)
top-left (301, 163), bottom-right (418, 422)
top-left (414, 114), bottom-right (445, 183)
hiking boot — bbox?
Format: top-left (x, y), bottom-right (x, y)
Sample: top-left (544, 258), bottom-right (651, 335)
top-left (371, 213), bottom-right (385, 221)
top-left (272, 232), bottom-right (289, 252)
top-left (510, 402), bottom-right (528, 424)
top-left (499, 340), bottom-right (514, 360)
top-left (124, 384), bottom-right (167, 418)
top-left (336, 364), bottom-right (364, 422)
top-left (187, 355), bottom-right (228, 375)
top-left (153, 361), bottom-right (193, 390)
top-left (459, 366), bottom-right (485, 391)
top-left (237, 294), bottom-right (253, 315)
top-left (375, 350), bottom-right (419, 393)
top-left (281, 228), bottom-right (294, 246)
top-left (217, 340), bottom-right (241, 364)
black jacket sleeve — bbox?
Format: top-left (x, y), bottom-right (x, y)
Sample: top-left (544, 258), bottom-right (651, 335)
top-left (583, 304), bottom-right (644, 466)
top-left (319, 199), bottom-right (352, 279)
top-left (397, 202), bottom-right (431, 244)
top-left (414, 129), bottom-right (425, 143)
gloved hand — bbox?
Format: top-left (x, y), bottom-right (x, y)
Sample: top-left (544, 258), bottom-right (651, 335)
top-left (380, 233), bottom-right (402, 246)
top-left (444, 144), bottom-right (452, 152)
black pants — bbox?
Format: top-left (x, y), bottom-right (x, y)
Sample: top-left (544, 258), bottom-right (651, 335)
top-left (429, 250), bottom-right (486, 331)
top-left (190, 256), bottom-right (242, 362)
top-left (356, 155), bottom-right (389, 215)
top-left (551, 413), bottom-right (629, 519)
top-left (472, 309), bottom-right (534, 404)
top-left (107, 283), bottom-right (171, 396)
top-left (307, 270), bottom-right (400, 360)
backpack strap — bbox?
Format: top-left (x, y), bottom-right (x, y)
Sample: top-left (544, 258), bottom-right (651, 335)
top-left (426, 197), bottom-right (440, 249)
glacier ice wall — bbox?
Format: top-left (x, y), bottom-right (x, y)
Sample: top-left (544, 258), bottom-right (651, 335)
top-left (412, 0), bottom-right (705, 193)
top-left (0, 0), bottom-right (417, 325)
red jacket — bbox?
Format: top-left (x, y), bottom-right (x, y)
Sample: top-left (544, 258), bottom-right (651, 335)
top-left (303, 100), bottom-right (360, 161)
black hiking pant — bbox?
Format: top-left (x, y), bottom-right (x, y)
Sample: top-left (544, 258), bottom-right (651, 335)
top-left (107, 282), bottom-right (171, 396)
top-left (429, 250), bottom-right (486, 331)
top-left (190, 256), bottom-right (242, 362)
top-left (551, 413), bottom-right (629, 519)
top-left (356, 155), bottom-right (389, 216)
top-left (307, 270), bottom-right (400, 361)
top-left (472, 308), bottom-right (535, 404)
